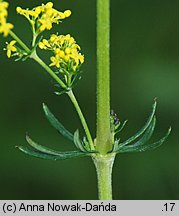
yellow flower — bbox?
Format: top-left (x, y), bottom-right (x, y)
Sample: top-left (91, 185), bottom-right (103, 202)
top-left (38, 39), bottom-right (51, 49)
top-left (42, 39), bottom-right (50, 46)
top-left (49, 56), bottom-right (60, 68)
top-left (55, 49), bottom-right (65, 58)
top-left (16, 6), bottom-right (22, 14)
top-left (0, 20), bottom-right (13, 37)
top-left (40, 33), bottom-right (84, 72)
top-left (5, 40), bottom-right (17, 58)
top-left (0, 1), bottom-right (8, 17)
top-left (33, 7), bottom-right (41, 17)
top-left (16, 7), bottom-right (38, 18)
top-left (16, 7), bottom-right (29, 17)
top-left (64, 55), bottom-right (70, 62)
top-left (65, 47), bottom-right (71, 55)
top-left (0, 1), bottom-right (9, 9)
top-left (40, 2), bottom-right (53, 12)
top-left (64, 10), bottom-right (71, 18)
top-left (58, 12), bottom-right (65, 19)
top-left (79, 54), bottom-right (84, 64)
top-left (0, 1), bottom-right (13, 37)
top-left (0, 1), bottom-right (9, 23)
top-left (38, 42), bottom-right (46, 49)
top-left (49, 34), bottom-right (58, 43)
top-left (16, 2), bottom-right (71, 33)
top-left (0, 8), bottom-right (7, 18)
top-left (38, 16), bottom-right (53, 31)
top-left (45, 2), bottom-right (53, 9)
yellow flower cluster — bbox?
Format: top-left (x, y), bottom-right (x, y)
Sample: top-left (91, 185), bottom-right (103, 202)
top-left (39, 34), bottom-right (84, 71)
top-left (0, 0), bottom-right (13, 37)
top-left (16, 2), bottom-right (71, 32)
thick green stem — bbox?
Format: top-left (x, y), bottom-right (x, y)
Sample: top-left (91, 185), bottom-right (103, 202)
top-left (96, 0), bottom-right (112, 154)
top-left (93, 154), bottom-right (115, 200)
top-left (95, 0), bottom-right (114, 201)
top-left (67, 90), bottom-right (95, 151)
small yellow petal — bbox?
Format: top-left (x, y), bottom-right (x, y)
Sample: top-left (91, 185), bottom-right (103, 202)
top-left (34, 7), bottom-right (41, 15)
top-left (64, 10), bottom-right (71, 18)
top-left (11, 46), bottom-right (17, 52)
top-left (10, 40), bottom-right (16, 46)
top-left (42, 39), bottom-right (49, 46)
top-left (46, 2), bottom-right (53, 8)
top-left (65, 48), bottom-right (71, 55)
top-left (64, 55), bottom-right (70, 62)
top-left (56, 50), bottom-right (65, 58)
top-left (58, 12), bottom-right (65, 19)
top-left (7, 50), bottom-right (11, 58)
top-left (38, 42), bottom-right (45, 49)
top-left (16, 7), bottom-right (22, 13)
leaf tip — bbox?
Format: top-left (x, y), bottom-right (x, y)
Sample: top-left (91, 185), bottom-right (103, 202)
top-left (42, 103), bottom-right (49, 116)
top-left (167, 126), bottom-right (172, 136)
top-left (153, 97), bottom-right (158, 102)
top-left (15, 145), bottom-right (23, 151)
top-left (42, 103), bottom-right (47, 111)
top-left (25, 134), bottom-right (35, 148)
top-left (153, 99), bottom-right (157, 109)
top-left (25, 134), bottom-right (30, 142)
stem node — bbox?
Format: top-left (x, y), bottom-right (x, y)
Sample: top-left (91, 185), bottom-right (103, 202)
top-left (93, 153), bottom-right (115, 200)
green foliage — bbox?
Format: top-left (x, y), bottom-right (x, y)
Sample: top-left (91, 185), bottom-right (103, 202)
top-left (118, 128), bottom-right (171, 153)
top-left (43, 103), bottom-right (74, 142)
top-left (115, 120), bottom-right (128, 135)
top-left (112, 101), bottom-right (171, 154)
top-left (16, 146), bottom-right (89, 160)
top-left (0, 0), bottom-right (173, 200)
top-left (17, 100), bottom-right (171, 160)
top-left (122, 101), bottom-right (157, 145)
top-left (17, 103), bottom-right (95, 160)
top-left (16, 134), bottom-right (91, 160)
top-left (74, 130), bottom-right (88, 152)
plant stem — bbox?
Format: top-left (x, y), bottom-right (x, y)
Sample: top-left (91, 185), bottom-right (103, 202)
top-left (93, 154), bottom-right (115, 200)
top-left (9, 30), bottom-right (67, 89)
top-left (9, 30), bottom-right (31, 54)
top-left (31, 52), bottom-right (67, 89)
top-left (96, 0), bottom-right (112, 154)
top-left (32, 33), bottom-right (37, 47)
top-left (30, 54), bottom-right (94, 150)
top-left (31, 22), bottom-right (37, 47)
top-left (67, 90), bottom-right (95, 150)
top-left (94, 0), bottom-right (114, 200)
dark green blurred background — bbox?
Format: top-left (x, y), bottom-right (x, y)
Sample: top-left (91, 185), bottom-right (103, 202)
top-left (0, 0), bottom-right (179, 200)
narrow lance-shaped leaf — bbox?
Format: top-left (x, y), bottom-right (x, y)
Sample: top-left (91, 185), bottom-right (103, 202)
top-left (54, 90), bottom-right (68, 96)
top-left (121, 101), bottom-right (157, 146)
top-left (43, 103), bottom-right (74, 142)
top-left (16, 146), bottom-right (89, 160)
top-left (137, 127), bottom-right (172, 152)
top-left (117, 127), bottom-right (171, 153)
top-left (128, 116), bottom-right (156, 147)
top-left (112, 139), bottom-right (120, 152)
top-left (74, 130), bottom-right (87, 152)
top-left (26, 135), bottom-right (76, 156)
top-left (117, 117), bottom-right (156, 152)
top-left (115, 120), bottom-right (128, 134)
